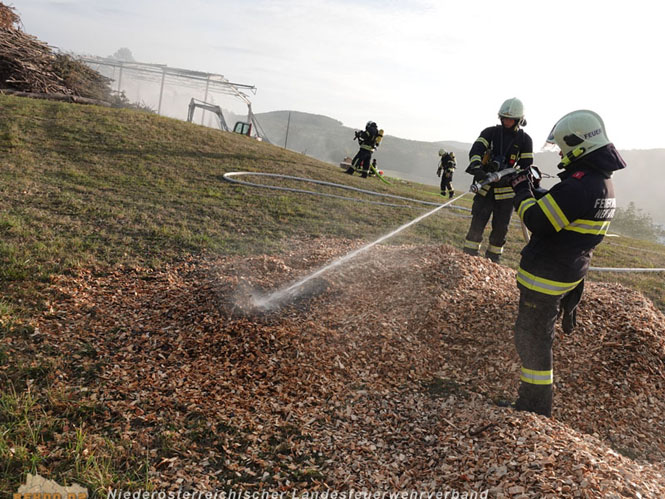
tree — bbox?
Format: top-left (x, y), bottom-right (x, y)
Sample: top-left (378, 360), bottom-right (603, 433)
top-left (110, 48), bottom-right (135, 62)
top-left (611, 202), bottom-right (665, 242)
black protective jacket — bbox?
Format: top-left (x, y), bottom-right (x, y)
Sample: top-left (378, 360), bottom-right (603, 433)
top-left (466, 125), bottom-right (534, 188)
top-left (513, 144), bottom-right (626, 294)
top-left (438, 152), bottom-right (456, 178)
top-left (357, 128), bottom-right (381, 152)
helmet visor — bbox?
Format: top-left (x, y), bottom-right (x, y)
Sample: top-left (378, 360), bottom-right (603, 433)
top-left (542, 124), bottom-right (560, 152)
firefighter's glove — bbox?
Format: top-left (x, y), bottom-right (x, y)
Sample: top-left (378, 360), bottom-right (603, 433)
top-left (475, 171), bottom-right (489, 183)
top-left (436, 166), bottom-right (442, 177)
top-left (562, 309), bottom-right (577, 335)
top-left (467, 167), bottom-right (488, 183)
top-left (487, 160), bottom-right (502, 173)
top-left (559, 280), bottom-right (585, 334)
top-left (531, 166), bottom-right (543, 189)
top-left (533, 186), bottom-right (548, 199)
top-left (510, 173), bottom-right (530, 192)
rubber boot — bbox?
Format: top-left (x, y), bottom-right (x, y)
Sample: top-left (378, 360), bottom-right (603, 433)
top-left (462, 247), bottom-right (479, 257)
top-left (449, 190), bottom-right (454, 199)
top-left (515, 383), bottom-right (552, 417)
top-left (485, 251), bottom-right (501, 263)
top-left (495, 398), bottom-right (515, 409)
top-left (361, 170), bottom-right (369, 178)
top-left (345, 167), bottom-right (355, 175)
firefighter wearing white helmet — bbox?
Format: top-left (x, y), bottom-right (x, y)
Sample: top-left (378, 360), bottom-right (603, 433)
top-left (463, 97), bottom-right (534, 263)
top-left (436, 148), bottom-right (457, 198)
top-left (546, 109), bottom-right (610, 168)
top-left (507, 109), bottom-right (626, 417)
top-left (498, 97), bottom-right (526, 124)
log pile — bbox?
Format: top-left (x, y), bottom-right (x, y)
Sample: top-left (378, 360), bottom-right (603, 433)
top-left (12, 237), bottom-right (664, 495)
top-left (0, 2), bottom-right (110, 101)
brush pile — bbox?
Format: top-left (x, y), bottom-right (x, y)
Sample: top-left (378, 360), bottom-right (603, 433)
top-left (8, 238), bottom-right (665, 495)
top-left (0, 2), bottom-right (110, 101)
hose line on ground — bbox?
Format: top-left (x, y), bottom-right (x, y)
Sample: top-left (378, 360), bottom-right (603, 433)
top-left (222, 171), bottom-right (446, 208)
top-left (222, 171), bottom-right (665, 274)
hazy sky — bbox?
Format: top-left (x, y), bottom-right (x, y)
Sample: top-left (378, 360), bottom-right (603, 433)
top-left (14, 0), bottom-right (664, 150)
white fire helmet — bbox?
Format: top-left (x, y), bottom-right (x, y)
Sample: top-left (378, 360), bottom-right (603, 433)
top-left (438, 148), bottom-right (447, 156)
top-left (498, 98), bottom-right (524, 120)
top-left (545, 110), bottom-right (610, 167)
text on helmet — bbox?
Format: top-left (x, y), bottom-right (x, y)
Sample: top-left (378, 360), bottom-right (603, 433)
top-left (583, 128), bottom-right (602, 140)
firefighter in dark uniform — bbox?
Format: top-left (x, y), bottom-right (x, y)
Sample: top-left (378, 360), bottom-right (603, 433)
top-left (437, 148), bottom-right (456, 198)
top-left (346, 121), bottom-right (383, 178)
top-left (464, 98), bottom-right (534, 263)
top-left (509, 110), bottom-right (626, 417)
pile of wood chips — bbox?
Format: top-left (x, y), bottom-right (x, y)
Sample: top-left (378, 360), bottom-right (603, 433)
top-left (0, 2), bottom-right (110, 99)
top-left (0, 2), bottom-right (19, 29)
top-left (20, 238), bottom-right (665, 496)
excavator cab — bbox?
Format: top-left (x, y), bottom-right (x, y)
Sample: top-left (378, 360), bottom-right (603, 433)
top-left (233, 121), bottom-right (252, 136)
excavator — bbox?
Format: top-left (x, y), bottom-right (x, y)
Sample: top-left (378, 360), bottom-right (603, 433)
top-left (186, 98), bottom-right (269, 142)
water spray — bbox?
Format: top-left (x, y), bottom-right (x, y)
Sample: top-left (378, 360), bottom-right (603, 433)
top-left (231, 166), bottom-right (662, 313)
top-left (250, 192), bottom-right (468, 312)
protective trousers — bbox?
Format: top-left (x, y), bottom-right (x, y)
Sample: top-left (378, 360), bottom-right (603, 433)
top-left (440, 176), bottom-right (454, 197)
top-left (464, 192), bottom-right (514, 261)
top-left (348, 149), bottom-right (372, 176)
top-left (513, 284), bottom-right (561, 417)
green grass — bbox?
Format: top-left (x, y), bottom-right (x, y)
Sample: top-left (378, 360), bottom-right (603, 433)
top-left (0, 93), bottom-right (664, 493)
top-left (0, 96), bottom-right (449, 291)
top-left (0, 382), bottom-right (149, 495)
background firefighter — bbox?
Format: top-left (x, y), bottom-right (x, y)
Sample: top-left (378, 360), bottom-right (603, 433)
top-left (464, 98), bottom-right (534, 263)
top-left (346, 121), bottom-right (383, 178)
top-left (436, 148), bottom-right (456, 198)
top-left (509, 110), bottom-right (626, 417)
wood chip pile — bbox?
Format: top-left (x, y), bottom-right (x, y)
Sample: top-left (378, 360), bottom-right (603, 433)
top-left (0, 2), bottom-right (110, 99)
top-left (13, 238), bottom-right (665, 496)
top-left (0, 2), bottom-right (19, 29)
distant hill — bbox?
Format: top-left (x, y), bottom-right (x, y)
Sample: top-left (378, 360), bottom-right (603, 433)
top-left (255, 110), bottom-right (468, 187)
top-left (255, 110), bottom-right (665, 226)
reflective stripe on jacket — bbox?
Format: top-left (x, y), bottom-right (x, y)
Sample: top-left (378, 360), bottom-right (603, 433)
top-left (514, 145), bottom-right (626, 290)
top-left (358, 129), bottom-right (381, 152)
top-left (468, 125), bottom-right (534, 175)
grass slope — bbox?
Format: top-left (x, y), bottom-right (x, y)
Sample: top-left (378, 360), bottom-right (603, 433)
top-left (1, 94), bottom-right (665, 493)
top-left (2, 95), bottom-right (663, 311)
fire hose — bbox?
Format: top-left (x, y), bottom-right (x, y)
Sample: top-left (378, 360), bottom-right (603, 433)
top-left (467, 167), bottom-right (665, 273)
top-left (223, 171), bottom-right (450, 208)
top-left (469, 167), bottom-right (531, 241)
top-left (469, 167), bottom-right (519, 194)
top-left (223, 171), bottom-right (665, 274)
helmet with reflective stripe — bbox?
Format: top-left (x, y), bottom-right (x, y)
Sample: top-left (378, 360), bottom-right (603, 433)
top-left (546, 110), bottom-right (610, 167)
top-left (498, 98), bottom-right (524, 120)
top-left (366, 121), bottom-right (377, 130)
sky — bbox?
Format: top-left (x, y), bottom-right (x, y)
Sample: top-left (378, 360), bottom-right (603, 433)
top-left (13, 0), bottom-right (665, 150)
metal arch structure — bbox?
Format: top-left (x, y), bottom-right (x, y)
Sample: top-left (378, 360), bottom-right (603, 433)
top-left (187, 98), bottom-right (230, 131)
top-left (80, 57), bottom-right (270, 141)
